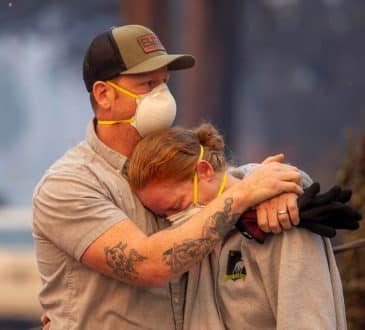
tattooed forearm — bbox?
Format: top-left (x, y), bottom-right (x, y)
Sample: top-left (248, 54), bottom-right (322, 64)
top-left (104, 242), bottom-right (147, 281)
top-left (162, 197), bottom-right (241, 274)
top-left (206, 197), bottom-right (241, 238)
top-left (162, 237), bottom-right (214, 273)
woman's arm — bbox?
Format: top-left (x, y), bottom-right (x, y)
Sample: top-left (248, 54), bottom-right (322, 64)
top-left (249, 228), bottom-right (346, 329)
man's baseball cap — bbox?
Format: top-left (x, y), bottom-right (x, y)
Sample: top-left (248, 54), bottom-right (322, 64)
top-left (83, 25), bottom-right (196, 92)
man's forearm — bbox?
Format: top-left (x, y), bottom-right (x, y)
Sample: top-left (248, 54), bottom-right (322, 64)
top-left (105, 196), bottom-right (243, 287)
top-left (159, 197), bottom-right (240, 275)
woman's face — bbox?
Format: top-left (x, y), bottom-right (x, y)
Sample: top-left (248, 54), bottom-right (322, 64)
top-left (136, 176), bottom-right (215, 217)
top-left (136, 179), bottom-right (194, 217)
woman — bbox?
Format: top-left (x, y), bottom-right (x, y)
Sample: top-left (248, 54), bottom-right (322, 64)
top-left (128, 123), bottom-right (346, 329)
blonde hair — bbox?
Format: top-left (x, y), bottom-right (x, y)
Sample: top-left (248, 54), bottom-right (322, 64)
top-left (128, 123), bottom-right (227, 191)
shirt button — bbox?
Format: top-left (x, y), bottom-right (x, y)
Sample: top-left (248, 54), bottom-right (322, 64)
top-left (174, 298), bottom-right (179, 303)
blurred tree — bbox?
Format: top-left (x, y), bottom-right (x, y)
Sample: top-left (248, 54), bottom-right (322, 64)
top-left (177, 0), bottom-right (244, 147)
top-left (337, 133), bottom-right (365, 330)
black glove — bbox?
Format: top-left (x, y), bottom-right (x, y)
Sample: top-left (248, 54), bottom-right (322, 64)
top-left (297, 183), bottom-right (362, 237)
top-left (235, 182), bottom-right (362, 243)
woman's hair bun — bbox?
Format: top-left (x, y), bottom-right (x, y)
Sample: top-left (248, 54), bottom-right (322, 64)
top-left (194, 122), bottom-right (224, 152)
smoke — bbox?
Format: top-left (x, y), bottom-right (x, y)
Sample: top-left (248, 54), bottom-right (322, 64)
top-left (0, 2), bottom-right (119, 205)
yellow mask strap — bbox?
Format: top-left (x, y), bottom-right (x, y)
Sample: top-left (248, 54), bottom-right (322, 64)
top-left (193, 144), bottom-right (227, 206)
top-left (97, 118), bottom-right (135, 125)
top-left (193, 145), bottom-right (204, 206)
top-left (97, 81), bottom-right (140, 125)
top-left (106, 80), bottom-right (140, 99)
top-left (217, 171), bottom-right (227, 197)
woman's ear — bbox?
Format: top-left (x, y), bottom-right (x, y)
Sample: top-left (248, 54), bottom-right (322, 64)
top-left (196, 160), bottom-right (215, 181)
top-left (92, 81), bottom-right (114, 110)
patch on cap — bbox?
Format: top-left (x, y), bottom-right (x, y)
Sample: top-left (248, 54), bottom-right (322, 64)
top-left (137, 34), bottom-right (166, 54)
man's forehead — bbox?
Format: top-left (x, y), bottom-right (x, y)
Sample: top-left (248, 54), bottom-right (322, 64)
top-left (122, 67), bottom-right (169, 80)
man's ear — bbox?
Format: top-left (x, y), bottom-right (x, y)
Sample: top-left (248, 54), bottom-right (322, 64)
top-left (196, 160), bottom-right (215, 181)
top-left (92, 81), bottom-right (114, 110)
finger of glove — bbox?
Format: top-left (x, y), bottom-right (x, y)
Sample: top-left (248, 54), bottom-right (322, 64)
top-left (301, 209), bottom-right (362, 228)
top-left (307, 186), bottom-right (342, 207)
top-left (338, 206), bottom-right (362, 221)
top-left (323, 219), bottom-right (360, 230)
top-left (337, 189), bottom-right (352, 203)
top-left (298, 221), bottom-right (337, 238)
top-left (300, 202), bottom-right (345, 219)
top-left (297, 182), bottom-right (320, 209)
top-left (319, 205), bottom-right (363, 222)
top-left (321, 215), bottom-right (361, 230)
top-left (312, 211), bottom-right (362, 229)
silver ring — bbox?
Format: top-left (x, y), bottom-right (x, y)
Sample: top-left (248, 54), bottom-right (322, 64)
top-left (277, 210), bottom-right (288, 215)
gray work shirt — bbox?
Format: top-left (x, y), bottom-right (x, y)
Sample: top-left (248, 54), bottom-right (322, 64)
top-left (32, 120), bottom-right (184, 330)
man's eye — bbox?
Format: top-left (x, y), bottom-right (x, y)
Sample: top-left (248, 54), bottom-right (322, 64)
top-left (143, 80), bottom-right (155, 88)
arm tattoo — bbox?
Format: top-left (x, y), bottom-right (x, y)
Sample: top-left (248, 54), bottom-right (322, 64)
top-left (104, 242), bottom-right (147, 281)
top-left (162, 197), bottom-right (241, 274)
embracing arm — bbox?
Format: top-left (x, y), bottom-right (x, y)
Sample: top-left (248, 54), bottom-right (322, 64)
top-left (81, 162), bottom-right (302, 287)
top-left (34, 163), bottom-right (302, 288)
top-left (81, 195), bottom-right (242, 287)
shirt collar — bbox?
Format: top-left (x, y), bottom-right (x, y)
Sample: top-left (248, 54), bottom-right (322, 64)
top-left (86, 119), bottom-right (128, 172)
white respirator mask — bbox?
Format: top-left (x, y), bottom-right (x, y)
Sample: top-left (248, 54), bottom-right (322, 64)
top-left (97, 81), bottom-right (176, 137)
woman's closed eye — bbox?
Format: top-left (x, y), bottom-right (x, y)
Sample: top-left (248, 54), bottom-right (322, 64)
top-left (144, 80), bottom-right (156, 89)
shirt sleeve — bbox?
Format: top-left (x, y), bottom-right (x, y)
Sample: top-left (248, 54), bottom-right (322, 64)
top-left (248, 229), bottom-right (342, 330)
top-left (33, 171), bottom-right (128, 261)
top-left (228, 163), bottom-right (313, 188)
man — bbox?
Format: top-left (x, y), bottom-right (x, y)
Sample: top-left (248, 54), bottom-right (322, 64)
top-left (32, 25), bottom-right (303, 330)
